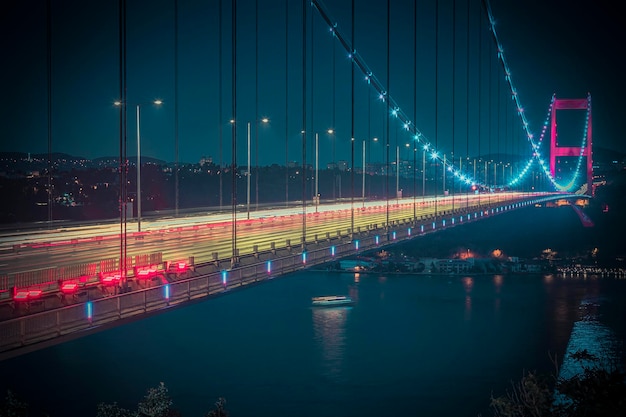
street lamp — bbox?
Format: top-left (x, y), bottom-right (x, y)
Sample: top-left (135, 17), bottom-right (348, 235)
top-left (327, 129), bottom-right (336, 200)
top-left (431, 150), bottom-right (439, 217)
top-left (362, 139), bottom-right (366, 207)
top-left (245, 118), bottom-right (268, 219)
top-left (255, 117), bottom-right (269, 210)
top-left (422, 144), bottom-right (428, 197)
top-left (395, 145), bottom-right (401, 199)
top-left (114, 99), bottom-right (162, 232)
top-left (315, 132), bottom-right (319, 212)
top-left (443, 153), bottom-right (447, 195)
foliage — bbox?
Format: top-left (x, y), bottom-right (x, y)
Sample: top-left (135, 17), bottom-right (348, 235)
top-left (489, 370), bottom-right (555, 417)
top-left (205, 398), bottom-right (228, 417)
top-left (0, 383), bottom-right (228, 417)
top-left (0, 390), bottom-right (28, 417)
top-left (95, 402), bottom-right (134, 417)
top-left (137, 382), bottom-right (173, 417)
top-left (489, 350), bottom-right (626, 417)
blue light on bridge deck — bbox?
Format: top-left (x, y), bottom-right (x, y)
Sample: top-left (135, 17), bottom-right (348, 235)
top-left (432, 222), bottom-right (436, 229)
top-left (392, 231), bottom-right (397, 240)
top-left (420, 225), bottom-right (424, 233)
top-left (86, 301), bottom-right (93, 322)
top-left (302, 252), bottom-right (307, 264)
top-left (222, 270), bottom-right (227, 285)
top-left (474, 212), bottom-right (477, 218)
top-left (443, 219), bottom-right (446, 227)
top-left (451, 218), bottom-right (455, 224)
top-left (375, 236), bottom-right (380, 245)
top-left (355, 240), bottom-right (359, 250)
top-left (408, 227), bottom-right (411, 236)
top-left (164, 284), bottom-right (170, 300)
top-left (331, 246), bottom-right (336, 256)
top-left (266, 261), bottom-right (272, 274)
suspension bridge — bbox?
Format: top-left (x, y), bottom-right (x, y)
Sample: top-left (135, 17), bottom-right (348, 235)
top-left (0, 0), bottom-right (593, 358)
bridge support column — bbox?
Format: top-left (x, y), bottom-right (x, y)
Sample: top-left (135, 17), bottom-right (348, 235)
top-left (549, 95), bottom-right (593, 195)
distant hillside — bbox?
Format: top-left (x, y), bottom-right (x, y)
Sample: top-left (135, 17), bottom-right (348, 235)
top-left (0, 151), bottom-right (83, 161)
top-left (592, 146), bottom-right (626, 163)
top-left (93, 156), bottom-right (167, 165)
top-left (0, 152), bottom-right (166, 165)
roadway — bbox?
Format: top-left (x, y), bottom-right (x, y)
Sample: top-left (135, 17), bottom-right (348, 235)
top-left (0, 191), bottom-right (543, 279)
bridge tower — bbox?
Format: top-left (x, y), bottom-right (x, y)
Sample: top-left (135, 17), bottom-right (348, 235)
top-left (549, 95), bottom-right (593, 195)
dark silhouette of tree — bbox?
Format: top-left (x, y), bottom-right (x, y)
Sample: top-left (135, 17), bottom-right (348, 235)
top-left (0, 390), bottom-right (28, 417)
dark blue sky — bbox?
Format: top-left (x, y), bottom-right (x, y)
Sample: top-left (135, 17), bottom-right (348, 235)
top-left (1, 0), bottom-right (623, 167)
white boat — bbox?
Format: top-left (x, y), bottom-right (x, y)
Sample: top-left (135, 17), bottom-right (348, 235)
top-left (311, 295), bottom-right (354, 307)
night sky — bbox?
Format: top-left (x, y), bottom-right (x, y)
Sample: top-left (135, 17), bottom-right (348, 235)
top-left (1, 0), bottom-right (623, 167)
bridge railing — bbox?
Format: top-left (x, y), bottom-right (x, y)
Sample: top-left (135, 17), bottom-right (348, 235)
top-left (0, 196), bottom-right (556, 359)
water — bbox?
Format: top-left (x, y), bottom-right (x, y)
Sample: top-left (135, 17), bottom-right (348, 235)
top-left (1, 271), bottom-right (624, 417)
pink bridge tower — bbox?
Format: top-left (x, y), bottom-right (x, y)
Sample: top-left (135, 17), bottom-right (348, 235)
top-left (549, 95), bottom-right (593, 195)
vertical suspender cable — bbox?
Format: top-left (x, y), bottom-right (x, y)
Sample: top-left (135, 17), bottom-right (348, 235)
top-left (368, 68), bottom-right (371, 197)
top-left (47, 0), bottom-right (53, 224)
top-left (434, 0), bottom-right (438, 218)
top-left (477, 0), bottom-right (482, 200)
top-left (285, 0), bottom-right (289, 207)
top-left (452, 0), bottom-right (456, 210)
top-left (350, 0), bottom-right (355, 237)
top-left (487, 11), bottom-right (495, 205)
top-left (219, 0), bottom-right (223, 209)
top-left (385, 0), bottom-right (390, 234)
top-left (255, 0), bottom-right (259, 210)
top-left (118, 0), bottom-right (128, 292)
top-left (174, 0), bottom-right (179, 217)
top-left (301, 0), bottom-right (307, 247)
top-left (413, 0), bottom-right (417, 221)
top-left (311, 3), bottom-right (314, 201)
top-left (231, 0), bottom-right (237, 265)
top-left (494, 53), bottom-right (503, 186)
top-left (488, 16), bottom-right (492, 201)
top-left (332, 29), bottom-right (336, 201)
top-left (466, 0), bottom-right (470, 208)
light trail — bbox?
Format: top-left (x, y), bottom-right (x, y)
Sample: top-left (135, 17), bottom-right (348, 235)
top-left (0, 192), bottom-right (550, 278)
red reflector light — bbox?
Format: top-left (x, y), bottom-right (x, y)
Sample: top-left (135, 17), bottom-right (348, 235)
top-left (28, 290), bottom-right (43, 299)
top-left (101, 273), bottom-right (122, 285)
top-left (14, 291), bottom-right (29, 301)
top-left (61, 283), bottom-right (79, 294)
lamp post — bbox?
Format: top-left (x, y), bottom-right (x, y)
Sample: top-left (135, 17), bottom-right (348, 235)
top-left (443, 153), bottom-right (447, 195)
top-left (315, 132), bottom-right (319, 212)
top-left (136, 105), bottom-right (142, 231)
top-left (247, 122), bottom-right (251, 219)
top-left (114, 99), bottom-right (162, 232)
top-left (431, 150), bottom-right (439, 217)
top-left (422, 144), bottom-right (428, 197)
top-left (327, 128), bottom-right (335, 200)
top-left (396, 146), bottom-right (400, 202)
top-left (362, 139), bottom-right (366, 207)
top-left (245, 118), bottom-right (268, 219)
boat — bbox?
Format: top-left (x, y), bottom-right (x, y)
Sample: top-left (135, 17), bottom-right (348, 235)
top-left (311, 295), bottom-right (354, 307)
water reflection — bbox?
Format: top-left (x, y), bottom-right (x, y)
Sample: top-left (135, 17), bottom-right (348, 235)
top-left (462, 276), bottom-right (473, 320)
top-left (493, 275), bottom-right (503, 313)
top-left (312, 306), bottom-right (350, 381)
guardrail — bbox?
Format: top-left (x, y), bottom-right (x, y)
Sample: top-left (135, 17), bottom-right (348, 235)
top-left (0, 197), bottom-right (552, 359)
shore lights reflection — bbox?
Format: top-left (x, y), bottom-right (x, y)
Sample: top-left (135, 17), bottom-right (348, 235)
top-left (463, 276), bottom-right (474, 320)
